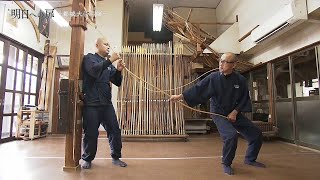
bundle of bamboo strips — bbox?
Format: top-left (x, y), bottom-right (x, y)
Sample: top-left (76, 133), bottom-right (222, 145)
top-left (163, 7), bottom-right (254, 72)
top-left (117, 43), bottom-right (186, 137)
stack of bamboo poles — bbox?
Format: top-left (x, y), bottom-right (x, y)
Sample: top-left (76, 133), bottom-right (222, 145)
top-left (182, 57), bottom-right (201, 119)
top-left (117, 43), bottom-right (186, 138)
top-left (173, 43), bottom-right (185, 135)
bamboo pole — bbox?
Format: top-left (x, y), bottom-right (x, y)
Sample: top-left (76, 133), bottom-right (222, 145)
top-left (131, 46), bottom-right (135, 135)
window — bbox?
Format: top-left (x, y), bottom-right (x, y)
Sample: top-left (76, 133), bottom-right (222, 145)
top-left (26, 54), bottom-right (32, 73)
top-left (32, 57), bottom-right (38, 75)
top-left (0, 41), bottom-right (4, 65)
top-left (24, 74), bottom-right (30, 92)
top-left (250, 66), bottom-right (269, 122)
top-left (274, 59), bottom-right (291, 99)
top-left (17, 49), bottom-right (25, 70)
top-left (30, 75), bottom-right (37, 93)
top-left (4, 92), bottom-right (13, 114)
top-left (8, 45), bottom-right (17, 68)
top-left (0, 37), bottom-right (42, 142)
top-left (1, 116), bottom-right (11, 139)
top-left (292, 49), bottom-right (319, 97)
top-left (14, 93), bottom-right (22, 113)
top-left (252, 67), bottom-right (269, 101)
top-left (16, 71), bottom-right (23, 91)
top-left (5, 68), bottom-right (15, 90)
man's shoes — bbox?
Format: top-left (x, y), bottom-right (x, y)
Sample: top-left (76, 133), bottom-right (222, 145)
top-left (112, 159), bottom-right (127, 167)
top-left (244, 160), bottom-right (266, 168)
top-left (81, 161), bottom-right (92, 169)
top-left (223, 164), bottom-right (234, 175)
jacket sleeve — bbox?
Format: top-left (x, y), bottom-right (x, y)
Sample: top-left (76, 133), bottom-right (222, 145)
top-left (182, 74), bottom-right (215, 107)
top-left (82, 55), bottom-right (112, 79)
top-left (235, 77), bottom-right (252, 112)
top-left (109, 65), bottom-right (123, 87)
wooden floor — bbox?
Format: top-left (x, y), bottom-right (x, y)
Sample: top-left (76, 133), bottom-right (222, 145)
top-left (0, 134), bottom-right (320, 180)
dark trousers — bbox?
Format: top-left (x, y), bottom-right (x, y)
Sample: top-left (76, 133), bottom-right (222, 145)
top-left (213, 114), bottom-right (263, 166)
top-left (81, 105), bottom-right (122, 162)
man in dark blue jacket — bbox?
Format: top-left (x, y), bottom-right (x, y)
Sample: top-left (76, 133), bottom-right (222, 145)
top-left (81, 38), bottom-right (127, 169)
top-left (170, 52), bottom-right (265, 175)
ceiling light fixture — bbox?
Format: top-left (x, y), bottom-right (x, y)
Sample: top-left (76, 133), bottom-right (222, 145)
top-left (153, 4), bottom-right (163, 31)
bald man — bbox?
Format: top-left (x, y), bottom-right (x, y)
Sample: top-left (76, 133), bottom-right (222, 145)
top-left (170, 52), bottom-right (265, 175)
top-left (81, 38), bottom-right (127, 169)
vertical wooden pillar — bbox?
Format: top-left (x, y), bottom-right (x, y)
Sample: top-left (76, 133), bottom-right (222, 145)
top-left (63, 0), bottom-right (87, 171)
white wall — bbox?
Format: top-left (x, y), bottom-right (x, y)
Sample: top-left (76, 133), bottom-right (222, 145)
top-left (0, 1), bottom-right (61, 53)
top-left (52, 0), bottom-right (124, 55)
top-left (216, 0), bottom-right (320, 64)
top-left (85, 0), bottom-right (124, 54)
top-left (216, 0), bottom-right (291, 37)
top-left (0, 3), bottom-right (5, 34)
top-left (307, 0), bottom-right (320, 13)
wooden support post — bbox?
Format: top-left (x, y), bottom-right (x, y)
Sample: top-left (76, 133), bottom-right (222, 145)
top-left (63, 0), bottom-right (88, 171)
top-left (44, 47), bottom-right (57, 111)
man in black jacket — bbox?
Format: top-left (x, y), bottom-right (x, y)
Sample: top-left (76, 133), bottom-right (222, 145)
top-left (170, 52), bottom-right (265, 175)
top-left (81, 38), bottom-right (126, 169)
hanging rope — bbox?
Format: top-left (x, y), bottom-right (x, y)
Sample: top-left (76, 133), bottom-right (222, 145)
top-left (123, 66), bottom-right (228, 119)
top-left (139, 68), bottom-right (218, 92)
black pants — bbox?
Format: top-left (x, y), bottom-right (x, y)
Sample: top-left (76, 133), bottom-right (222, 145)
top-left (81, 105), bottom-right (122, 162)
top-left (213, 114), bottom-right (263, 166)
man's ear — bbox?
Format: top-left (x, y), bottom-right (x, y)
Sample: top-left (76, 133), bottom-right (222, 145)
top-left (232, 62), bottom-right (237, 69)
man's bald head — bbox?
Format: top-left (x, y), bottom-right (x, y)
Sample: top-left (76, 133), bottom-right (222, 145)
top-left (95, 38), bottom-right (110, 57)
top-left (219, 52), bottom-right (237, 75)
top-left (96, 38), bottom-right (107, 46)
top-left (221, 52), bottom-right (237, 62)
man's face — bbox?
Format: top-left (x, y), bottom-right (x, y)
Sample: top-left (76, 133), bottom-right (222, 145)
top-left (219, 54), bottom-right (236, 74)
top-left (97, 40), bottom-right (110, 57)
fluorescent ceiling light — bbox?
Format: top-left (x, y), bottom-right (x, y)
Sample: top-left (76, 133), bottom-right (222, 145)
top-left (33, 1), bottom-right (69, 27)
top-left (153, 4), bottom-right (163, 31)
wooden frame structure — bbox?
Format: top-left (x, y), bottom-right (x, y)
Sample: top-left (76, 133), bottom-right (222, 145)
top-left (118, 43), bottom-right (187, 140)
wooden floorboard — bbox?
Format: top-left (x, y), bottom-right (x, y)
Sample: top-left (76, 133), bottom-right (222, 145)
top-left (0, 133), bottom-right (320, 180)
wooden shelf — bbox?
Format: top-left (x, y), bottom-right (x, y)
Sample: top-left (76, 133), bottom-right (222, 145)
top-left (185, 118), bottom-right (211, 134)
top-left (16, 109), bottom-right (49, 140)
